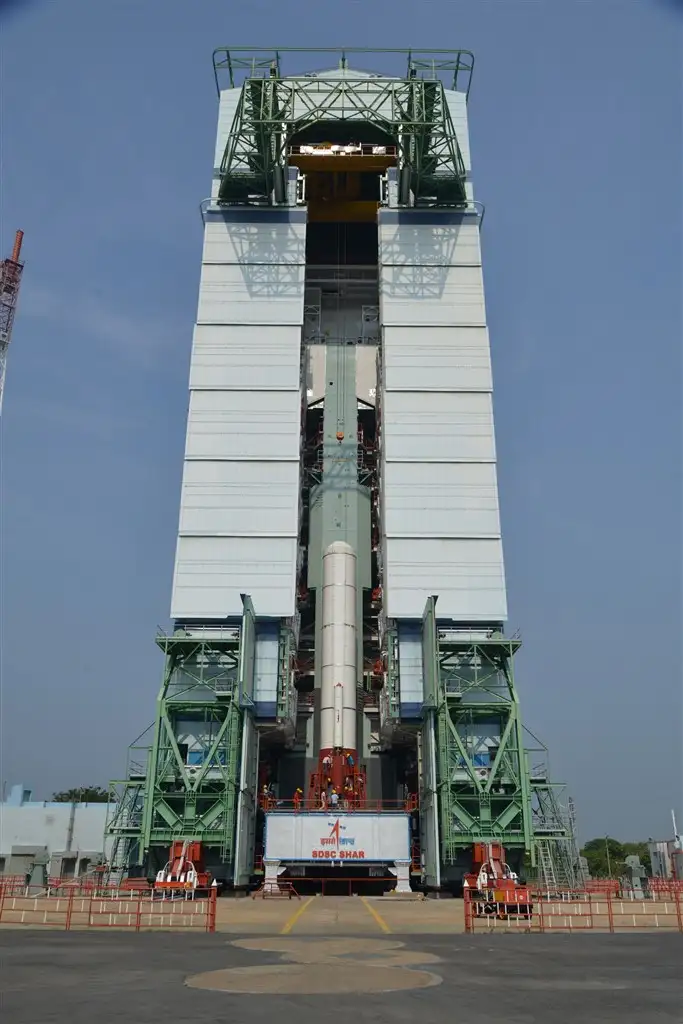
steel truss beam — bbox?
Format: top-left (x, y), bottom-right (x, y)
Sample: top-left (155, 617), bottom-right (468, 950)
top-left (422, 607), bottom-right (566, 865)
top-left (108, 619), bottom-right (251, 870)
top-left (218, 73), bottom-right (467, 207)
top-left (212, 48), bottom-right (475, 98)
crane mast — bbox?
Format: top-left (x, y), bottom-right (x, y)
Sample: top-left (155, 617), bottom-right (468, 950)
top-left (0, 230), bottom-right (25, 413)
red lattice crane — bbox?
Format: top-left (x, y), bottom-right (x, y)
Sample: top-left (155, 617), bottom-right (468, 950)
top-left (0, 230), bottom-right (25, 413)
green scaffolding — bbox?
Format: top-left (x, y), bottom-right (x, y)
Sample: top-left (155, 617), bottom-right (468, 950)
top-left (212, 48), bottom-right (470, 207)
top-left (420, 600), bottom-right (566, 866)
top-left (108, 611), bottom-right (254, 872)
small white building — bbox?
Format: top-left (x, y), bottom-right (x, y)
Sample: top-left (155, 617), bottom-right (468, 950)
top-left (648, 839), bottom-right (682, 880)
top-left (0, 784), bottom-right (112, 880)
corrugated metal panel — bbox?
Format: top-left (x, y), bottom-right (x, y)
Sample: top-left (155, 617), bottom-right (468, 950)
top-left (379, 219), bottom-right (480, 266)
top-left (379, 201), bottom-right (506, 621)
top-left (189, 325), bottom-right (301, 390)
top-left (185, 390), bottom-right (301, 461)
top-left (213, 89), bottom-right (242, 169)
top-left (178, 461), bottom-right (300, 536)
top-left (197, 263), bottom-right (306, 325)
top-left (174, 125), bottom-right (307, 622)
top-left (384, 462), bottom-right (500, 537)
top-left (172, 536), bottom-right (297, 619)
top-left (385, 538), bottom-right (507, 621)
top-left (202, 216), bottom-right (306, 265)
top-left (383, 392), bottom-right (495, 462)
top-left (380, 265), bottom-right (485, 327)
top-left (383, 326), bottom-right (492, 392)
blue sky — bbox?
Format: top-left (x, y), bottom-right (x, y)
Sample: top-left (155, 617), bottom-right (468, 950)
top-left (1, 0), bottom-right (681, 841)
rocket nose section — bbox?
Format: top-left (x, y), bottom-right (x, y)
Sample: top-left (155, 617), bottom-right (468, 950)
top-left (324, 541), bottom-right (356, 557)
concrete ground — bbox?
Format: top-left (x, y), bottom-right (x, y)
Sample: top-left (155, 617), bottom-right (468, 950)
top-left (1, 923), bottom-right (681, 1023)
top-left (215, 893), bottom-right (466, 934)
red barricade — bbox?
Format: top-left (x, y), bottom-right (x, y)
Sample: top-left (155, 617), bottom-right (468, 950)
top-left (0, 886), bottom-right (217, 932)
top-left (463, 886), bottom-right (683, 934)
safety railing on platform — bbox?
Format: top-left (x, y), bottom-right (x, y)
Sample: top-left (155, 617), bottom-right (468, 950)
top-left (464, 886), bottom-right (683, 934)
top-left (260, 797), bottom-right (418, 813)
top-left (0, 885), bottom-right (217, 932)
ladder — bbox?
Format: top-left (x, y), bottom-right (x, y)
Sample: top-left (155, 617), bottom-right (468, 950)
top-left (537, 840), bottom-right (558, 890)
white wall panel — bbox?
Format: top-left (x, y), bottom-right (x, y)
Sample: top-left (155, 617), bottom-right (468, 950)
top-left (383, 392), bottom-right (495, 462)
top-left (189, 325), bottom-right (301, 390)
top-left (254, 624), bottom-right (279, 704)
top-left (379, 220), bottom-right (481, 267)
top-left (178, 461), bottom-right (300, 536)
top-left (213, 89), bottom-right (242, 169)
top-left (172, 536), bottom-right (297, 620)
top-left (380, 265), bottom-right (485, 326)
top-left (185, 390), bottom-right (301, 461)
top-left (445, 89), bottom-right (471, 174)
top-left (202, 217), bottom-right (306, 265)
top-left (173, 110), bottom-right (306, 622)
top-left (264, 811), bottom-right (410, 862)
top-left (197, 264), bottom-right (306, 325)
top-left (397, 624), bottom-right (424, 705)
top-left (384, 462), bottom-right (500, 537)
top-left (385, 538), bottom-right (507, 621)
top-left (384, 326), bottom-right (492, 392)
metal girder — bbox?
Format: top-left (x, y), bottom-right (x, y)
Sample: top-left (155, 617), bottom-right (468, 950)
top-left (212, 48), bottom-right (475, 98)
top-left (218, 74), bottom-right (467, 207)
top-left (428, 629), bottom-right (555, 863)
top-left (108, 624), bottom-right (247, 869)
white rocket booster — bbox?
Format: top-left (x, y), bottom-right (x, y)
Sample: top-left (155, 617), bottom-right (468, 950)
top-left (320, 540), bottom-right (357, 752)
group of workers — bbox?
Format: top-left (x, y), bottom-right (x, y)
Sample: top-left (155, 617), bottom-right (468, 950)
top-left (261, 750), bottom-right (362, 811)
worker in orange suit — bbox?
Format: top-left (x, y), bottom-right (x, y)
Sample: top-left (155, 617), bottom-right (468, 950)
top-left (293, 788), bottom-right (302, 811)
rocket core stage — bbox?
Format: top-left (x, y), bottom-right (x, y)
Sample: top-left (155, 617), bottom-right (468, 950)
top-left (315, 541), bottom-right (363, 799)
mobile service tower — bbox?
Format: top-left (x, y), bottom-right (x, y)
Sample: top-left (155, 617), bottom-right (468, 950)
top-left (108, 47), bottom-right (571, 894)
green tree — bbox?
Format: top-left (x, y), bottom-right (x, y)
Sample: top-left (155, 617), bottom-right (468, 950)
top-left (52, 786), bottom-right (109, 803)
top-left (581, 837), bottom-right (626, 878)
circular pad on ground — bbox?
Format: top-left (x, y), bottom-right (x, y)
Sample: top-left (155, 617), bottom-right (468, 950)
top-left (186, 963), bottom-right (442, 994)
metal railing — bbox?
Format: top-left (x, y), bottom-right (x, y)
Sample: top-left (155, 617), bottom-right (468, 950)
top-left (464, 885), bottom-right (683, 934)
top-left (0, 884), bottom-right (217, 932)
top-left (260, 797), bottom-right (418, 813)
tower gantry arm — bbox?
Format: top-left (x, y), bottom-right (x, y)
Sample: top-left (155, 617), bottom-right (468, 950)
top-left (0, 229), bottom-right (25, 413)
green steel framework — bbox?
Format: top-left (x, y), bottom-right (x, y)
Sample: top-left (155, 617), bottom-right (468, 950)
top-left (107, 598), bottom-right (255, 874)
top-left (107, 595), bottom-right (299, 876)
top-left (387, 598), bottom-right (568, 869)
top-left (211, 47), bottom-right (471, 207)
top-left (107, 625), bottom-right (246, 871)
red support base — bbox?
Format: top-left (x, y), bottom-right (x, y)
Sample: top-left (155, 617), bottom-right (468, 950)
top-left (307, 749), bottom-right (366, 809)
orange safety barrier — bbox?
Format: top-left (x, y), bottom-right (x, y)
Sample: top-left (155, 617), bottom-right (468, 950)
top-left (583, 878), bottom-right (621, 895)
top-left (647, 878), bottom-right (683, 895)
top-left (0, 880), bottom-right (156, 899)
top-left (464, 886), bottom-right (683, 934)
top-left (0, 887), bottom-right (217, 932)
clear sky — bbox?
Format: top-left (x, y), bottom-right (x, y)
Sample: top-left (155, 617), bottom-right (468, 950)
top-left (1, 0), bottom-right (681, 841)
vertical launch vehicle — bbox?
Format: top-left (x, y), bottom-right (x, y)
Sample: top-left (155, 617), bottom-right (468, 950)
top-left (108, 48), bottom-right (570, 892)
